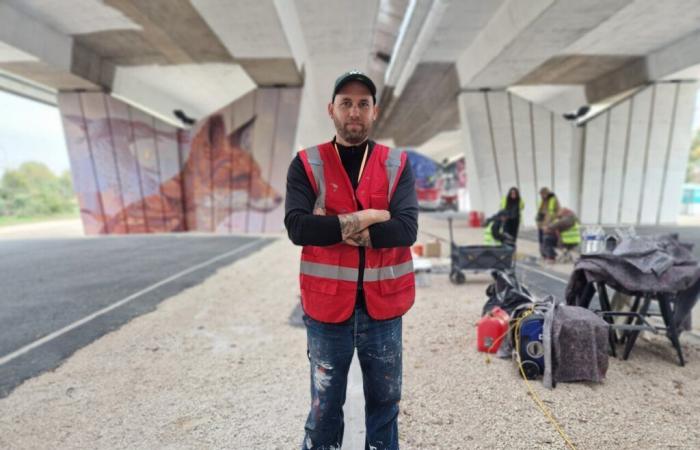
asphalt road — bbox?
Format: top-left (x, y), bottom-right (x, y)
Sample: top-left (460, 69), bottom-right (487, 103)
top-left (0, 235), bottom-right (273, 398)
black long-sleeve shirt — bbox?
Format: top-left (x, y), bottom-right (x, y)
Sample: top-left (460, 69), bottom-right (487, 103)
top-left (284, 139), bottom-right (418, 248)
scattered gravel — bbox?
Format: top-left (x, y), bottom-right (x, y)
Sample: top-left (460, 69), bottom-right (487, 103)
top-left (1, 223), bottom-right (699, 449)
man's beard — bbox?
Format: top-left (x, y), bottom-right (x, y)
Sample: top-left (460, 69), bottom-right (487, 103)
top-left (333, 117), bottom-right (370, 144)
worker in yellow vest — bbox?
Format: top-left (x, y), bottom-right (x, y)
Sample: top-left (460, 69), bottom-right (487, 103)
top-left (484, 210), bottom-right (515, 246)
top-left (542, 207), bottom-right (581, 262)
top-left (500, 187), bottom-right (524, 241)
top-left (536, 187), bottom-right (559, 257)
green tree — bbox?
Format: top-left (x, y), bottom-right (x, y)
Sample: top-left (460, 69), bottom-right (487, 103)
top-left (0, 162), bottom-right (77, 217)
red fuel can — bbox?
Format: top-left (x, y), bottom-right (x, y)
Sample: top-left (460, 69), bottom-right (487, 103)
top-left (468, 211), bottom-right (484, 227)
top-left (477, 307), bottom-right (510, 353)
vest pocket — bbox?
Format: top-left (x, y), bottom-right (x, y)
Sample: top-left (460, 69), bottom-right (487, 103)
top-left (379, 272), bottom-right (414, 295)
top-left (378, 249), bottom-right (414, 295)
top-left (302, 274), bottom-right (339, 295)
top-left (300, 247), bottom-right (340, 295)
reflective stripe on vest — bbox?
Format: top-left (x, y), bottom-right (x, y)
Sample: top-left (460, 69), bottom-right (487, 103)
top-left (305, 146), bottom-right (325, 210)
top-left (300, 259), bottom-right (414, 282)
top-left (386, 148), bottom-right (403, 202)
top-left (300, 260), bottom-right (358, 282)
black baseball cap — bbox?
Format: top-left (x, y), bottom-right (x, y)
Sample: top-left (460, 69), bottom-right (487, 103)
top-left (332, 70), bottom-right (377, 104)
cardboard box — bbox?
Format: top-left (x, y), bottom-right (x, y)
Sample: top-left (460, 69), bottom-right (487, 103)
top-left (424, 240), bottom-right (441, 258)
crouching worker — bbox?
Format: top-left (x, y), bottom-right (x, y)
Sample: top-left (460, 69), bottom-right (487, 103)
top-left (484, 209), bottom-right (515, 247)
top-left (541, 207), bottom-right (581, 263)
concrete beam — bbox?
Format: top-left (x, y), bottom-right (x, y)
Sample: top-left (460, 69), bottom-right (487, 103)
top-left (70, 43), bottom-right (116, 90)
top-left (383, 0), bottom-right (433, 90)
top-left (374, 62), bottom-right (459, 147)
top-left (111, 63), bottom-right (256, 126)
top-left (237, 58), bottom-right (302, 87)
top-left (647, 29), bottom-right (700, 80)
top-left (0, 61), bottom-right (98, 91)
top-left (0, 3), bottom-right (72, 70)
top-left (457, 0), bottom-right (634, 88)
top-left (272, 0), bottom-right (309, 73)
top-left (455, 0), bottom-right (555, 88)
top-left (508, 84), bottom-right (587, 115)
top-left (0, 68), bottom-right (57, 105)
top-left (103, 0), bottom-right (192, 64)
top-left (517, 54), bottom-right (639, 85)
top-left (584, 57), bottom-right (648, 104)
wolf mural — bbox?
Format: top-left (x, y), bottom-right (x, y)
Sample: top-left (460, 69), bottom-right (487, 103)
top-left (63, 110), bottom-right (282, 234)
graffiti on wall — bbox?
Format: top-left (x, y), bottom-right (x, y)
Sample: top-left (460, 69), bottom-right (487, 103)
top-left (58, 88), bottom-right (301, 234)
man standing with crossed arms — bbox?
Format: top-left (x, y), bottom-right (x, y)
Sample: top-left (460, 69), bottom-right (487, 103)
top-left (285, 71), bottom-right (418, 450)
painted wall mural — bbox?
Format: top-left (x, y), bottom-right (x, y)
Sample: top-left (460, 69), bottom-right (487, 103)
top-left (58, 88), bottom-right (301, 234)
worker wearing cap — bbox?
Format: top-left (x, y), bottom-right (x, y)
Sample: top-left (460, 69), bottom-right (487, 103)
top-left (536, 187), bottom-right (560, 258)
top-left (284, 71), bottom-right (418, 450)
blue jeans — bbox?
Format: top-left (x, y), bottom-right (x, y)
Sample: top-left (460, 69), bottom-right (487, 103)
top-left (302, 305), bottom-right (402, 450)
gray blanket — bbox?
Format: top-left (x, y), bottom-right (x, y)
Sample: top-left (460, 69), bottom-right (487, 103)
top-left (544, 304), bottom-right (609, 388)
top-left (565, 234), bottom-right (700, 328)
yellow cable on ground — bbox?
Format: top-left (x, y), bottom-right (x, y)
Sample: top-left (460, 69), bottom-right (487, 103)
top-left (482, 307), bottom-right (578, 450)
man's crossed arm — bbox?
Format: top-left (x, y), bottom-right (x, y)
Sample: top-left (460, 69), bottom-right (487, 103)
top-left (336, 209), bottom-right (390, 247)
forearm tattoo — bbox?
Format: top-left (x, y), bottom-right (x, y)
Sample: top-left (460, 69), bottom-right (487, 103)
top-left (349, 231), bottom-right (372, 247)
top-left (339, 213), bottom-right (362, 240)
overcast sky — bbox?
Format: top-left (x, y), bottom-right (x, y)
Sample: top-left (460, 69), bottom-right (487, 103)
top-left (0, 89), bottom-right (699, 178)
top-left (0, 90), bottom-right (69, 177)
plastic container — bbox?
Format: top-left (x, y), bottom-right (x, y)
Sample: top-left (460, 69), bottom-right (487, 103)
top-left (477, 306), bottom-right (510, 353)
top-left (468, 211), bottom-right (483, 228)
top-left (582, 226), bottom-right (606, 254)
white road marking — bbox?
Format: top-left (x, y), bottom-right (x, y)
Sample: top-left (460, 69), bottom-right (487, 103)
top-left (0, 239), bottom-right (264, 366)
top-left (518, 263), bottom-right (568, 284)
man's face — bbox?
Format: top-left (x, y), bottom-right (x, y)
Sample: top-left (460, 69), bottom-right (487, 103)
top-left (328, 81), bottom-right (378, 145)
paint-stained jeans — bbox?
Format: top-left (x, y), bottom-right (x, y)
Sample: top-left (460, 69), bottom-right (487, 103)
top-left (302, 305), bottom-right (402, 450)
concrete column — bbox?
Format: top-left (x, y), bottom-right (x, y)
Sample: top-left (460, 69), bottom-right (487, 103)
top-left (619, 87), bottom-right (654, 224)
top-left (458, 91), bottom-right (501, 216)
top-left (510, 94), bottom-right (539, 228)
top-left (580, 81), bottom-right (698, 225)
top-left (553, 115), bottom-right (575, 209)
top-left (293, 65), bottom-right (335, 151)
top-left (568, 125), bottom-right (585, 216)
top-left (580, 108), bottom-right (607, 224)
top-left (659, 82), bottom-right (698, 223)
top-left (599, 101), bottom-right (631, 224)
top-left (457, 92), bottom-right (483, 214)
top-left (457, 90), bottom-right (575, 226)
top-left (640, 83), bottom-right (677, 224)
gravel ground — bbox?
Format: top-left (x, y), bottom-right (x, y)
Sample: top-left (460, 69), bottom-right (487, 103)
top-left (1, 221), bottom-right (699, 449)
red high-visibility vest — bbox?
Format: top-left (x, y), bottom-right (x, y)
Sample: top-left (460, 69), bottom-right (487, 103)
top-left (298, 141), bottom-right (415, 323)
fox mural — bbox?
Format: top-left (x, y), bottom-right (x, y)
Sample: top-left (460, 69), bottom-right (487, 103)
top-left (59, 90), bottom-right (296, 235)
top-left (181, 114), bottom-right (283, 233)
